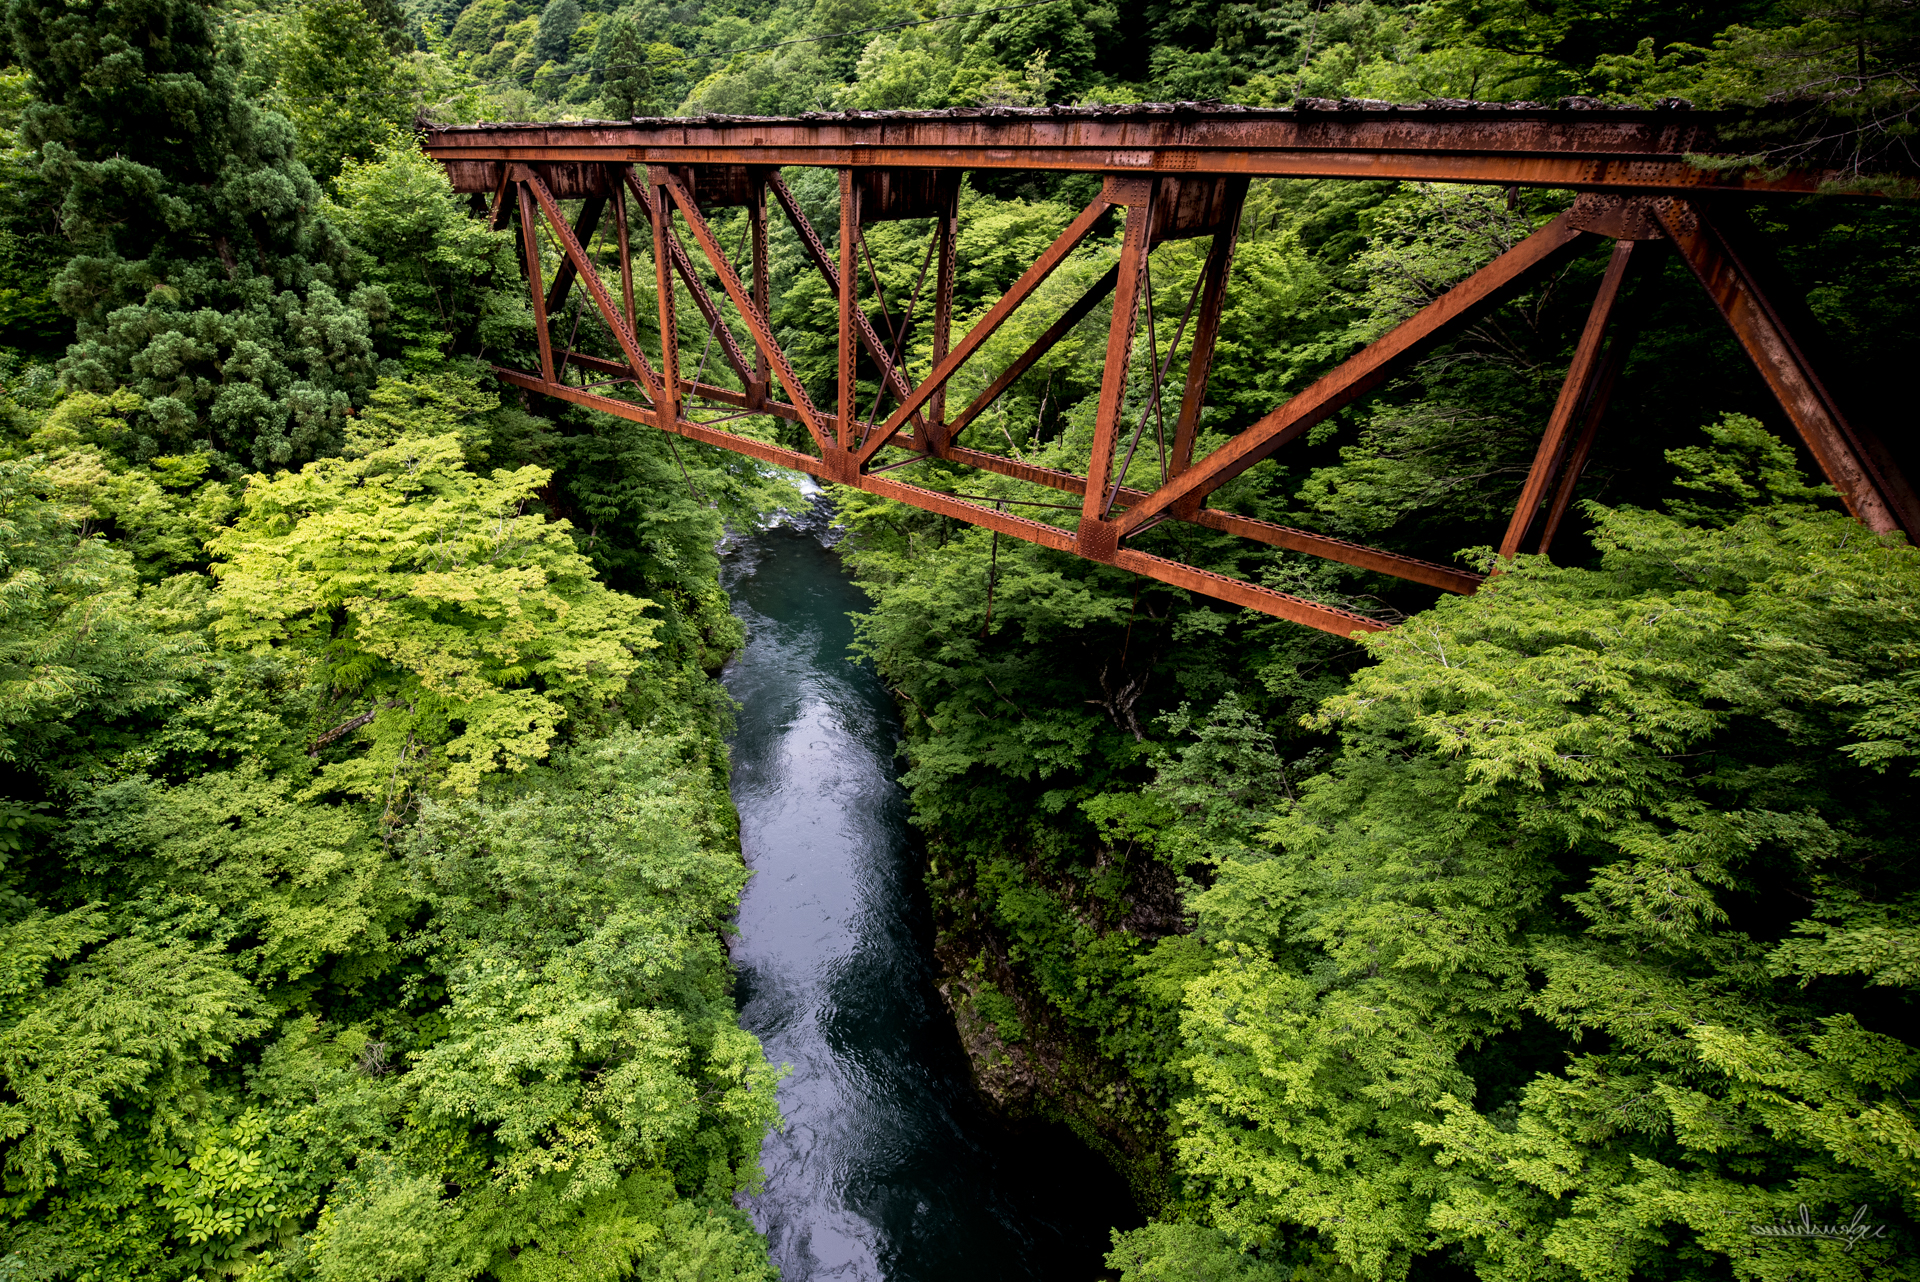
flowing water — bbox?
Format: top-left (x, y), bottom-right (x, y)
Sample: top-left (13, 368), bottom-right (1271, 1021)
top-left (722, 495), bottom-right (1139, 1281)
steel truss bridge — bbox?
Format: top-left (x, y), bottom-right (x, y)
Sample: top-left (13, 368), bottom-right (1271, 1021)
top-left (424, 103), bottom-right (1918, 636)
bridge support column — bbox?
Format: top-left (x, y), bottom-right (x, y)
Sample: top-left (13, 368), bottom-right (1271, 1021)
top-left (838, 169), bottom-right (860, 454)
top-left (1659, 198), bottom-right (1920, 536)
top-left (515, 180), bottom-right (555, 383)
top-left (1080, 177), bottom-right (1156, 558)
top-left (647, 166), bottom-right (680, 430)
top-left (1501, 236), bottom-right (1649, 558)
top-left (748, 172), bottom-right (770, 411)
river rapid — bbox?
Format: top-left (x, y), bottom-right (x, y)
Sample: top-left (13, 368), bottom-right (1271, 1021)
top-left (720, 493), bottom-right (1138, 1281)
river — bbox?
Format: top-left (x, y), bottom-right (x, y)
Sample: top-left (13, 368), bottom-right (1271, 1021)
top-left (721, 493), bottom-right (1139, 1281)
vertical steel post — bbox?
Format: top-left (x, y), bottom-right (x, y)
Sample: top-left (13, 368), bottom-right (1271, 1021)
top-left (611, 170), bottom-right (637, 342)
top-left (1499, 237), bottom-right (1640, 558)
top-left (488, 166), bottom-right (515, 231)
top-left (1079, 181), bottom-right (1155, 562)
top-left (515, 175), bottom-right (555, 383)
top-left (1167, 177), bottom-right (1247, 512)
top-left (1535, 338), bottom-right (1632, 554)
top-left (928, 178), bottom-right (960, 455)
top-left (837, 169), bottom-right (860, 464)
top-left (648, 166), bottom-right (679, 429)
top-left (1533, 242), bottom-right (1664, 554)
top-left (749, 171), bottom-right (771, 411)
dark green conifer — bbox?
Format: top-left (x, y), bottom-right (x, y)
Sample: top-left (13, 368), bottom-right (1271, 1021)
top-left (7, 0), bottom-right (377, 470)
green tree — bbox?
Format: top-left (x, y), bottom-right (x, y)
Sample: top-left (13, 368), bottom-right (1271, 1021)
top-left (594, 10), bottom-right (653, 117)
top-left (327, 133), bottom-right (522, 367)
top-left (0, 454), bottom-right (195, 771)
top-left (8, 0), bottom-right (386, 471)
top-left (279, 0), bottom-right (421, 187)
top-left (1172, 435), bottom-right (1920, 1278)
top-left (209, 404), bottom-right (660, 801)
top-left (533, 0), bottom-right (581, 67)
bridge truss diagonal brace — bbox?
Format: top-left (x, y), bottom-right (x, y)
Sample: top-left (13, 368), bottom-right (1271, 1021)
top-left (542, 194), bottom-right (605, 316)
top-left (518, 168), bottom-right (665, 405)
top-left (945, 262), bottom-right (1121, 445)
top-left (617, 168), bottom-right (756, 389)
top-left (941, 443), bottom-right (1483, 594)
top-left (1658, 198), bottom-right (1920, 537)
top-left (1078, 181), bottom-right (1158, 561)
top-left (1499, 235), bottom-right (1642, 559)
top-left (1114, 212), bottom-right (1597, 538)
top-left (766, 173), bottom-right (931, 449)
top-left (854, 190), bottom-right (1117, 468)
top-left (495, 363), bottom-right (1384, 635)
top-left (1168, 181), bottom-right (1250, 499)
top-left (657, 167), bottom-right (833, 454)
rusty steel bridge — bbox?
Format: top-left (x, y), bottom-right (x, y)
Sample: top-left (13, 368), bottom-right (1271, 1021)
top-left (424, 102), bottom-right (1918, 636)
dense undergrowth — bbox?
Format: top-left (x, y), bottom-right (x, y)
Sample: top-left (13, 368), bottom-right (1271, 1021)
top-left (1, 0), bottom-right (1917, 1278)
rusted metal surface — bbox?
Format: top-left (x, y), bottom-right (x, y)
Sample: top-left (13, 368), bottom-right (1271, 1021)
top-left (611, 182), bottom-right (638, 339)
top-left (515, 181), bottom-right (556, 382)
top-left (424, 102), bottom-right (1907, 198)
top-left (1499, 236), bottom-right (1641, 558)
top-left (542, 194), bottom-right (604, 315)
top-left (946, 264), bottom-right (1118, 444)
top-left (1659, 199), bottom-right (1920, 536)
top-left (1168, 178), bottom-right (1246, 498)
top-left (938, 443), bottom-right (1482, 593)
top-left (523, 170), bottom-right (662, 402)
top-left (838, 169), bottom-right (859, 463)
top-left (440, 110), bottom-right (1915, 637)
top-left (766, 173), bottom-right (930, 443)
top-left (1566, 193), bottom-right (1666, 240)
top-left (1532, 240), bottom-right (1663, 554)
top-left (1116, 212), bottom-right (1595, 537)
top-left (647, 167), bottom-right (680, 430)
top-left (1080, 187), bottom-right (1155, 560)
top-left (748, 175), bottom-right (770, 408)
top-left (854, 192), bottom-right (1115, 466)
top-left (661, 170), bottom-right (831, 449)
top-left (929, 181), bottom-right (959, 450)
top-left (621, 171), bottom-right (754, 385)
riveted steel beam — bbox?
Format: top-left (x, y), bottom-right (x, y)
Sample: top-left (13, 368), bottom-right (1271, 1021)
top-left (1115, 213), bottom-right (1596, 537)
top-left (1659, 198), bottom-right (1920, 537)
top-left (1499, 236), bottom-right (1641, 559)
top-left (424, 107), bottom-right (1912, 199)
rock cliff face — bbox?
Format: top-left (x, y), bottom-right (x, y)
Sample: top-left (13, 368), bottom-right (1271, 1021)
top-left (922, 842), bottom-right (1186, 1214)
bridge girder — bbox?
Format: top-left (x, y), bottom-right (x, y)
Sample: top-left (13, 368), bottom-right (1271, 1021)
top-left (426, 106), bottom-right (1917, 636)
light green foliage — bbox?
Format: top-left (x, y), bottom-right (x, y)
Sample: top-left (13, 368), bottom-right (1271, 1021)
top-left (1106, 1219), bottom-right (1294, 1281)
top-left (0, 454), bottom-right (194, 768)
top-left (210, 407), bottom-right (658, 797)
top-left (405, 731), bottom-right (779, 1195)
top-left (1666, 410), bottom-right (1836, 523)
top-left (6, 0), bottom-right (1919, 1276)
top-left (61, 763), bottom-right (395, 988)
top-left (1169, 463), bottom-right (1920, 1276)
top-left (0, 915), bottom-right (269, 1197)
top-left (17, 389), bottom-right (237, 577)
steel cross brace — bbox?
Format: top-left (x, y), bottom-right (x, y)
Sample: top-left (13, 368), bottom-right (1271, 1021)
top-left (484, 145), bottom-right (1916, 635)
